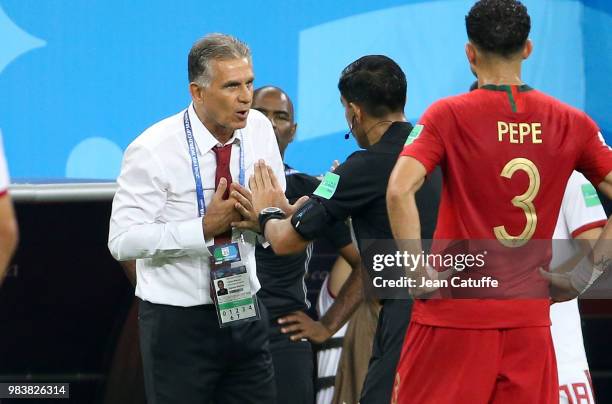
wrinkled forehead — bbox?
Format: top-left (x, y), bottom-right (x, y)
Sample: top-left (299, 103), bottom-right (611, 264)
top-left (208, 57), bottom-right (253, 83)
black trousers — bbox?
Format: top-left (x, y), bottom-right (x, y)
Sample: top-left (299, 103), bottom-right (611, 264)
top-left (360, 299), bottom-right (412, 404)
top-left (138, 298), bottom-right (276, 404)
top-left (268, 322), bottom-right (314, 404)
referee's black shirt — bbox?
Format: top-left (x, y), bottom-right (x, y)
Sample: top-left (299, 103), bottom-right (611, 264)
top-left (312, 122), bottom-right (441, 246)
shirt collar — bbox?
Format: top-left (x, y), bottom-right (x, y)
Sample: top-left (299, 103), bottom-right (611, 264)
top-left (368, 121), bottom-right (412, 151)
top-left (480, 84), bottom-right (533, 92)
top-left (187, 103), bottom-right (240, 155)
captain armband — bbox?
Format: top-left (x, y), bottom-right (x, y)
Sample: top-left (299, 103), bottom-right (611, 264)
top-left (290, 198), bottom-right (329, 241)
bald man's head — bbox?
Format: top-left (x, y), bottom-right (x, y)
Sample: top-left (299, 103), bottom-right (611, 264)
top-left (252, 86), bottom-right (297, 158)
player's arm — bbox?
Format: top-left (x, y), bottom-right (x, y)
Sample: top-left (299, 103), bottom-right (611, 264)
top-left (590, 172), bottom-right (612, 270)
top-left (328, 254), bottom-right (353, 296)
top-left (387, 156), bottom-right (426, 241)
top-left (547, 141), bottom-right (612, 297)
top-left (316, 244), bottom-right (362, 336)
top-left (539, 114), bottom-right (612, 297)
top-left (545, 212), bottom-right (611, 299)
top-left (576, 228), bottom-right (603, 255)
top-left (565, 112), bottom-right (612, 289)
top-left (279, 243), bottom-right (363, 343)
top-left (553, 228), bottom-right (602, 275)
top-left (598, 172), bottom-right (612, 199)
top-left (387, 156), bottom-right (434, 295)
top-left (545, 209), bottom-right (610, 300)
top-left (0, 193), bottom-right (18, 283)
top-left (386, 103), bottom-right (447, 295)
top-left (575, 123), bottom-right (612, 273)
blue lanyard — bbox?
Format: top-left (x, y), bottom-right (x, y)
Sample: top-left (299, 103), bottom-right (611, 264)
top-left (183, 109), bottom-right (245, 217)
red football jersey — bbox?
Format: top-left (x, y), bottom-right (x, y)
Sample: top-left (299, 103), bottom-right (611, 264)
top-left (401, 84), bottom-right (612, 328)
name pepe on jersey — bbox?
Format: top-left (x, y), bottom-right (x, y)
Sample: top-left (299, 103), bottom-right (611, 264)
top-left (497, 121), bottom-right (542, 144)
top-left (497, 123), bottom-right (611, 151)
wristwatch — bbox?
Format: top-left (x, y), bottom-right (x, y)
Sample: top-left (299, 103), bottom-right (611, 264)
top-left (258, 207), bottom-right (287, 232)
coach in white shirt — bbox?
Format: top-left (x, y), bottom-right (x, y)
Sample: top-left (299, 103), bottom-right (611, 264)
top-left (108, 34), bottom-right (284, 404)
top-left (0, 135), bottom-right (18, 281)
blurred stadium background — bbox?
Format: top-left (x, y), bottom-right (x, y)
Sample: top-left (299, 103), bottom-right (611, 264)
top-left (1, 0), bottom-right (611, 179)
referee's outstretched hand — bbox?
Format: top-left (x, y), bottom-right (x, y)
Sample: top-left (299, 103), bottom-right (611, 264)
top-left (250, 160), bottom-right (309, 216)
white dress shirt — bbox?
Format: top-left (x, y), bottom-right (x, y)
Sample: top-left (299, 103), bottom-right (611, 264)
top-left (108, 104), bottom-right (285, 306)
top-left (0, 134), bottom-right (9, 194)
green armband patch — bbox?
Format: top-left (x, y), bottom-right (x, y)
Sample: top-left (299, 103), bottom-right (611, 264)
top-left (405, 124), bottom-right (424, 145)
top-left (313, 172), bottom-right (340, 200)
top-left (581, 183), bottom-right (601, 207)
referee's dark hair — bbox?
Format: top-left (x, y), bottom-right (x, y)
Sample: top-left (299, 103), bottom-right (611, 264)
top-left (338, 55), bottom-right (406, 118)
top-left (466, 0), bottom-right (531, 57)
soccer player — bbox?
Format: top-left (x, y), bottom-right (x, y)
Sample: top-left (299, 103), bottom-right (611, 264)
top-left (550, 172), bottom-right (603, 404)
top-left (387, 1), bottom-right (612, 403)
top-left (250, 86), bottom-right (361, 404)
top-left (468, 81), bottom-right (601, 403)
top-left (0, 135), bottom-right (18, 281)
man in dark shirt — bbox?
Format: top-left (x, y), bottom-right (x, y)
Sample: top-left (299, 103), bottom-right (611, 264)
top-left (251, 86), bottom-right (361, 404)
top-left (247, 57), bottom-right (441, 404)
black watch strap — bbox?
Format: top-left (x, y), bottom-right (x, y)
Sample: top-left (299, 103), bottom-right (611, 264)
top-left (258, 211), bottom-right (286, 233)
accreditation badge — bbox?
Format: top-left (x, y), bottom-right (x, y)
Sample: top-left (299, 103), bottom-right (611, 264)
top-left (209, 241), bottom-right (260, 327)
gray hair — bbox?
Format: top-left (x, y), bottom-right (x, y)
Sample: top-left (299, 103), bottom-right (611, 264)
top-left (188, 33), bottom-right (251, 87)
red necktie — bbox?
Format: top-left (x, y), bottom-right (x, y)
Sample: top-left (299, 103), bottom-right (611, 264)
top-left (213, 144), bottom-right (233, 244)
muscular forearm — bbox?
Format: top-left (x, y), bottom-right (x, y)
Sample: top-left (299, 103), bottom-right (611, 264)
top-left (388, 190), bottom-right (424, 262)
top-left (264, 218), bottom-right (310, 255)
top-left (387, 156), bottom-right (427, 256)
top-left (592, 175), bottom-right (612, 270)
top-left (319, 264), bottom-right (364, 334)
top-left (387, 163), bottom-right (438, 295)
top-left (554, 252), bottom-right (585, 275)
top-left (591, 219), bottom-right (612, 265)
top-left (561, 219), bottom-right (612, 294)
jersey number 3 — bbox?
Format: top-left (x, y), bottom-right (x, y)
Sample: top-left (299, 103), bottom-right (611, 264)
top-left (494, 158), bottom-right (540, 247)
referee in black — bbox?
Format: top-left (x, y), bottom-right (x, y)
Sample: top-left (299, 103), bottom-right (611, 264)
top-left (247, 56), bottom-right (441, 403)
top-left (251, 86), bottom-right (361, 404)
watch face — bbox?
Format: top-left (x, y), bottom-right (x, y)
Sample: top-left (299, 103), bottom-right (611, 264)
top-left (261, 207), bottom-right (283, 215)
